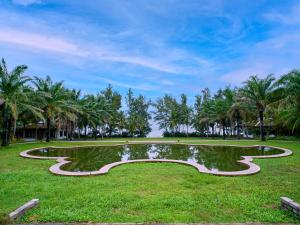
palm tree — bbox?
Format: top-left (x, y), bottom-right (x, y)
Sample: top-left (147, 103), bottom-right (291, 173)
top-left (63, 89), bottom-right (82, 140)
top-left (17, 87), bottom-right (44, 139)
top-left (0, 59), bottom-right (33, 146)
top-left (33, 76), bottom-right (74, 142)
top-left (210, 88), bottom-right (233, 139)
top-left (275, 70), bottom-right (300, 134)
top-left (77, 95), bottom-right (95, 137)
top-left (213, 99), bottom-right (229, 139)
top-left (240, 74), bottom-right (276, 141)
top-left (77, 93), bottom-right (111, 139)
top-left (227, 101), bottom-right (247, 139)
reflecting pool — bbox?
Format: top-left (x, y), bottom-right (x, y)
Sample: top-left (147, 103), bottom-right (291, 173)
top-left (27, 144), bottom-right (284, 172)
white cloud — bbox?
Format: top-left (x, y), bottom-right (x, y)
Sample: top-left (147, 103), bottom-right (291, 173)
top-left (221, 67), bottom-right (269, 85)
top-left (12, 0), bottom-right (41, 6)
top-left (264, 3), bottom-right (300, 25)
top-left (0, 26), bottom-right (214, 75)
top-left (0, 28), bottom-right (88, 57)
top-left (221, 32), bottom-right (300, 85)
top-left (0, 3), bottom-right (218, 76)
top-left (0, 28), bottom-right (174, 73)
top-left (97, 54), bottom-right (178, 74)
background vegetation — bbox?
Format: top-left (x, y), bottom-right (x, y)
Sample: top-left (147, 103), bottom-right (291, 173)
top-left (1, 58), bottom-right (300, 146)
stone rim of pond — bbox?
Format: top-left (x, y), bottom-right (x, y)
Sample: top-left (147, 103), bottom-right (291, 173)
top-left (19, 142), bottom-right (293, 177)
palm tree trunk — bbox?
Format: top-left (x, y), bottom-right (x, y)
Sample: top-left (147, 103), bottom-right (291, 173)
top-left (46, 117), bottom-right (51, 142)
top-left (236, 112), bottom-right (240, 140)
top-left (206, 123), bottom-right (209, 137)
top-left (35, 126), bottom-right (38, 140)
top-left (23, 122), bottom-right (26, 139)
top-left (7, 118), bottom-right (12, 144)
top-left (245, 126), bottom-right (249, 139)
top-left (186, 125), bottom-right (189, 136)
top-left (12, 118), bottom-right (17, 138)
top-left (70, 121), bottom-right (74, 140)
top-left (222, 121), bottom-right (226, 139)
top-left (259, 110), bottom-right (265, 141)
top-left (94, 127), bottom-right (97, 140)
top-left (1, 103), bottom-right (9, 146)
top-left (108, 124), bottom-right (112, 137)
top-left (56, 119), bottom-right (61, 139)
top-left (236, 115), bottom-right (240, 140)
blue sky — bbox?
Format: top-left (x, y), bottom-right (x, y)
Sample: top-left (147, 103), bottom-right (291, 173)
top-left (1, 0), bottom-right (300, 135)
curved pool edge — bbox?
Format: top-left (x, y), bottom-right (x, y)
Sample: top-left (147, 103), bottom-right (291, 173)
top-left (19, 143), bottom-right (293, 177)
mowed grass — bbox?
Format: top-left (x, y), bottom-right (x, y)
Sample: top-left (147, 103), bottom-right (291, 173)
top-left (0, 138), bottom-right (299, 223)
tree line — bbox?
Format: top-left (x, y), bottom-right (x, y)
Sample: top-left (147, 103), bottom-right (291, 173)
top-left (153, 74), bottom-right (300, 140)
top-left (0, 58), bottom-right (151, 146)
top-left (0, 58), bottom-right (299, 146)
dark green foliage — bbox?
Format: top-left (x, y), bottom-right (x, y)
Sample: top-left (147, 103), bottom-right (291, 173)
top-left (1, 58), bottom-right (300, 144)
top-left (126, 89), bottom-right (151, 137)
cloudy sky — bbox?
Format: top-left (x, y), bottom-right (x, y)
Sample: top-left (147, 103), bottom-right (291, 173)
top-left (1, 0), bottom-right (300, 136)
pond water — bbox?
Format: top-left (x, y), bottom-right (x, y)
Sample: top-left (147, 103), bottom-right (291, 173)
top-left (28, 144), bottom-right (284, 172)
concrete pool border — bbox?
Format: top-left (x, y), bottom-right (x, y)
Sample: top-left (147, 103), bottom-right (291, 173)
top-left (19, 142), bottom-right (293, 176)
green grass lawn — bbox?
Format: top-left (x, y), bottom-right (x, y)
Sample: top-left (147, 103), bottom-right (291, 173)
top-left (0, 138), bottom-right (299, 223)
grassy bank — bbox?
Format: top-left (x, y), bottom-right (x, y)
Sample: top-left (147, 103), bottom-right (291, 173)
top-left (0, 138), bottom-right (299, 223)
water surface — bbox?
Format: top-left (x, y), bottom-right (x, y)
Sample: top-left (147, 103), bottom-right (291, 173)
top-left (28, 144), bottom-right (284, 172)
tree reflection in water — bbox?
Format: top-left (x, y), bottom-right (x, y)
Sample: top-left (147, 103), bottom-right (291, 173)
top-left (29, 144), bottom-right (283, 172)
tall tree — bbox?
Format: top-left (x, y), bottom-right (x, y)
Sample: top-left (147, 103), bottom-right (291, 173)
top-left (17, 87), bottom-right (44, 139)
top-left (117, 111), bottom-right (127, 136)
top-left (212, 99), bottom-right (228, 139)
top-left (63, 89), bottom-right (81, 140)
top-left (101, 84), bottom-right (122, 136)
top-left (153, 94), bottom-right (181, 134)
top-left (199, 88), bottom-right (214, 136)
top-left (77, 95), bottom-right (95, 137)
top-left (179, 94), bottom-right (192, 134)
top-left (0, 59), bottom-right (35, 146)
top-left (193, 95), bottom-right (204, 134)
top-left (275, 70), bottom-right (300, 134)
top-left (33, 76), bottom-right (75, 142)
top-left (227, 97), bottom-right (248, 140)
top-left (240, 75), bottom-right (276, 141)
top-left (126, 89), bottom-right (151, 137)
